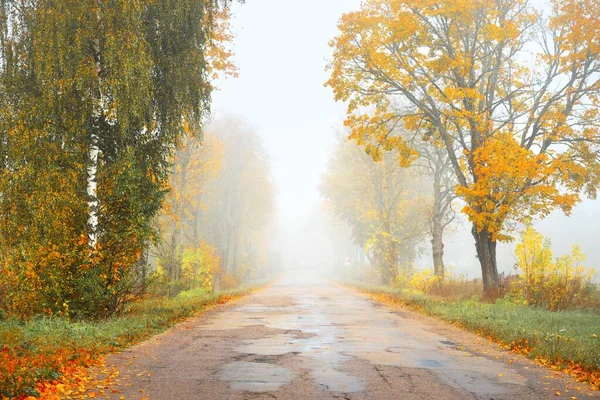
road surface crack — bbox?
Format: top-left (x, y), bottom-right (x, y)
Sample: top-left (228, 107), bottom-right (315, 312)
top-left (375, 365), bottom-right (392, 388)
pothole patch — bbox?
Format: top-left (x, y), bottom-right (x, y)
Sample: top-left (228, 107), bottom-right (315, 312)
top-left (218, 361), bottom-right (295, 392)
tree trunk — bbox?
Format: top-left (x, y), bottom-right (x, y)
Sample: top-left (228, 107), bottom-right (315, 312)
top-left (224, 222), bottom-right (234, 276)
top-left (380, 249), bottom-right (398, 285)
top-left (135, 246), bottom-right (148, 293)
top-left (379, 227), bottom-right (398, 286)
top-left (88, 14), bottom-right (103, 248)
top-left (472, 225), bottom-right (500, 296)
top-left (213, 272), bottom-right (221, 294)
top-left (431, 168), bottom-right (447, 278)
top-left (192, 194), bottom-right (202, 246)
top-left (87, 105), bottom-right (100, 246)
top-left (431, 169), bottom-right (445, 277)
top-left (140, 249), bottom-right (148, 293)
top-left (168, 231), bottom-right (181, 282)
top-left (431, 224), bottom-right (445, 277)
top-left (231, 226), bottom-right (239, 278)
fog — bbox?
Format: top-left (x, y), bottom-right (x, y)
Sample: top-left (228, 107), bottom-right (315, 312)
top-left (211, 0), bottom-right (361, 273)
top-left (212, 0), bottom-right (600, 281)
top-left (425, 203), bottom-right (600, 280)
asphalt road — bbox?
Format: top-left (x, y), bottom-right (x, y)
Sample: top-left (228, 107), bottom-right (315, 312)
top-left (99, 271), bottom-right (599, 399)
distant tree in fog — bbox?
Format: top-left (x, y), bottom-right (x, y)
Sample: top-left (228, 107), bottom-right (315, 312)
top-left (321, 136), bottom-right (429, 284)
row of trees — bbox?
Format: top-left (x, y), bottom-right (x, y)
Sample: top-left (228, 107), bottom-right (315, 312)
top-left (155, 116), bottom-right (275, 294)
top-left (321, 134), bottom-right (455, 285)
top-left (326, 0), bottom-right (600, 295)
top-left (0, 0), bottom-right (239, 319)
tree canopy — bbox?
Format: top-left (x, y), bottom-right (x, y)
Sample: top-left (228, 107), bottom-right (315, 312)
top-left (326, 0), bottom-right (600, 293)
top-left (321, 135), bottom-right (429, 284)
top-left (0, 0), bottom-right (236, 318)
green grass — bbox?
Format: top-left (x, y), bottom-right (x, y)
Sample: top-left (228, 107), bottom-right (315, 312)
top-left (0, 282), bottom-right (268, 398)
top-left (346, 281), bottom-right (600, 385)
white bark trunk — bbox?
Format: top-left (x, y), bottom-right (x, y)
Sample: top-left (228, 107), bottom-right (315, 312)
top-left (87, 131), bottom-right (99, 247)
top-left (88, 33), bottom-right (103, 248)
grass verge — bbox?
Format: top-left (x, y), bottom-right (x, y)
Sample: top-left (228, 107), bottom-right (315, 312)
top-left (0, 282), bottom-right (268, 399)
top-left (343, 281), bottom-right (600, 390)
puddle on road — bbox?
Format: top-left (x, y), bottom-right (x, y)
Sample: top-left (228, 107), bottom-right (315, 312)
top-left (202, 277), bottom-right (526, 397)
top-left (236, 334), bottom-right (302, 356)
top-left (315, 367), bottom-right (364, 393)
top-left (324, 293), bottom-right (525, 398)
top-left (235, 302), bottom-right (366, 394)
top-left (218, 361), bottom-right (294, 392)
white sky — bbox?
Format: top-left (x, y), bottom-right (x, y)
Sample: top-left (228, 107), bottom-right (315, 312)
top-left (212, 0), bottom-right (600, 277)
top-left (212, 0), bottom-right (361, 233)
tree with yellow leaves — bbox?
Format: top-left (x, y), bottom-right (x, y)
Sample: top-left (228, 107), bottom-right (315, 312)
top-left (155, 126), bottom-right (224, 287)
top-left (321, 135), bottom-right (430, 284)
top-left (0, 0), bottom-right (238, 317)
top-left (327, 0), bottom-right (600, 294)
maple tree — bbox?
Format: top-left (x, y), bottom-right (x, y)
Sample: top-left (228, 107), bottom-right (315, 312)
top-left (327, 0), bottom-right (600, 294)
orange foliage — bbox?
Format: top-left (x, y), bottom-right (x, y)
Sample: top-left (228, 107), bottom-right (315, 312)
top-left (206, 7), bottom-right (238, 83)
top-left (326, 0), bottom-right (600, 244)
top-left (456, 133), bottom-right (579, 241)
top-left (0, 344), bottom-right (108, 400)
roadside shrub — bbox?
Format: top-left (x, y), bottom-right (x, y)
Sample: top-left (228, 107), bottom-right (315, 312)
top-left (0, 237), bottom-right (148, 320)
top-left (181, 242), bottom-right (220, 293)
top-left (394, 267), bottom-right (482, 299)
top-left (512, 225), bottom-right (598, 311)
top-left (153, 241), bottom-right (221, 297)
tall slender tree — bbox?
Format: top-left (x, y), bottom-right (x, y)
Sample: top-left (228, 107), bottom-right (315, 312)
top-left (199, 116), bottom-right (275, 281)
top-left (411, 134), bottom-right (457, 278)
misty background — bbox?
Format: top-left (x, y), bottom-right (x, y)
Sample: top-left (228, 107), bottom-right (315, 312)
top-left (211, 0), bottom-right (600, 279)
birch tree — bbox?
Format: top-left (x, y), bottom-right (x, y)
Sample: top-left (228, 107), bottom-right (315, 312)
top-left (0, 0), bottom-right (236, 317)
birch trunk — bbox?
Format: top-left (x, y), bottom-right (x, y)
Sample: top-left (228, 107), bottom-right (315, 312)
top-left (88, 33), bottom-right (103, 248)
